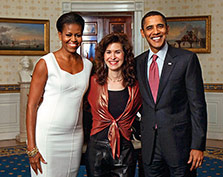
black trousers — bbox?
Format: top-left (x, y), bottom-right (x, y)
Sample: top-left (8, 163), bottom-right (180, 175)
top-left (86, 137), bottom-right (136, 177)
top-left (143, 130), bottom-right (197, 177)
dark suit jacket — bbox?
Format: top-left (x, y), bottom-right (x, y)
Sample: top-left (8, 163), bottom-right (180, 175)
top-left (135, 45), bottom-right (207, 166)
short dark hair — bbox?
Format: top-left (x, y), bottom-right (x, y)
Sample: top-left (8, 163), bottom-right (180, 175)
top-left (95, 32), bottom-right (136, 87)
top-left (141, 11), bottom-right (167, 30)
top-left (56, 12), bottom-right (85, 33)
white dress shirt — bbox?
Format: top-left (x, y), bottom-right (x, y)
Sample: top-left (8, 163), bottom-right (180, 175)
top-left (147, 42), bottom-right (168, 79)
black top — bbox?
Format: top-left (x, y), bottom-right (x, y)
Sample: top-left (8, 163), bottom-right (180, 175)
top-left (108, 87), bottom-right (129, 119)
top-left (92, 87), bottom-right (129, 140)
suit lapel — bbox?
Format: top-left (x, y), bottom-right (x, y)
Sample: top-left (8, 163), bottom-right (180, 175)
top-left (156, 46), bottom-right (176, 103)
top-left (139, 51), bottom-right (155, 107)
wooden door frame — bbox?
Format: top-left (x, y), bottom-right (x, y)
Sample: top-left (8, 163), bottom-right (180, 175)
top-left (62, 1), bottom-right (144, 56)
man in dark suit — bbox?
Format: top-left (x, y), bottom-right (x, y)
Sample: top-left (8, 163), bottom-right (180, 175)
top-left (135, 11), bottom-right (207, 177)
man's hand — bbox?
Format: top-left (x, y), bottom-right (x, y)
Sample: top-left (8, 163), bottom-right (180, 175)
top-left (187, 149), bottom-right (204, 171)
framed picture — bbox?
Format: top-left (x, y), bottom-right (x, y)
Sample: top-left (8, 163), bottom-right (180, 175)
top-left (110, 22), bottom-right (126, 33)
top-left (0, 18), bottom-right (50, 55)
top-left (166, 16), bottom-right (211, 53)
top-left (83, 22), bottom-right (97, 35)
top-left (81, 41), bottom-right (97, 61)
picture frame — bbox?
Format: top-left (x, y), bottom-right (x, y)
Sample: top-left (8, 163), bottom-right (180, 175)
top-left (81, 41), bottom-right (97, 61)
top-left (0, 18), bottom-right (50, 56)
top-left (166, 16), bottom-right (211, 53)
top-left (109, 22), bottom-right (126, 33)
top-left (83, 22), bottom-right (97, 36)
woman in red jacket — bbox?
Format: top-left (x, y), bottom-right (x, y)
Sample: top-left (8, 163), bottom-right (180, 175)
top-left (86, 33), bottom-right (142, 177)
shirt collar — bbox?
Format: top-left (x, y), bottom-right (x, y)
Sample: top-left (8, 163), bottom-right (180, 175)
top-left (148, 42), bottom-right (168, 61)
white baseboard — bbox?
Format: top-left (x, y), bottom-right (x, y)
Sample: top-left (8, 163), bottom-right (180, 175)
top-left (0, 93), bottom-right (20, 140)
top-left (205, 92), bottom-right (223, 140)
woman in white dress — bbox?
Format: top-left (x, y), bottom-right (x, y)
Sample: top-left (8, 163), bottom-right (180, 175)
top-left (26, 12), bottom-right (92, 177)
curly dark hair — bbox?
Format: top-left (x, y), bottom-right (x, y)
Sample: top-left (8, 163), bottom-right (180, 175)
top-left (95, 32), bottom-right (136, 87)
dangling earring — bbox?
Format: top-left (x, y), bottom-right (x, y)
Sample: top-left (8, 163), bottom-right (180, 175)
top-left (104, 62), bottom-right (107, 69)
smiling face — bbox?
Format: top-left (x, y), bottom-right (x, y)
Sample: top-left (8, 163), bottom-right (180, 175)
top-left (104, 42), bottom-right (125, 72)
top-left (58, 23), bottom-right (82, 54)
top-left (140, 15), bottom-right (169, 53)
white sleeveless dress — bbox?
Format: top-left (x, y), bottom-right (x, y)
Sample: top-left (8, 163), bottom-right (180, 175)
top-left (31, 53), bottom-right (92, 177)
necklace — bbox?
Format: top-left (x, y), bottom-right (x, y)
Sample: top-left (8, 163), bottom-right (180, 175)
top-left (108, 76), bottom-right (123, 82)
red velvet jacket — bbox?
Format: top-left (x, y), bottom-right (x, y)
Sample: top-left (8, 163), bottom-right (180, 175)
top-left (87, 75), bottom-right (142, 158)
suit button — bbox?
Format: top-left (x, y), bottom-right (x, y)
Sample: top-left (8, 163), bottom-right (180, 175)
top-left (141, 126), bottom-right (144, 131)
